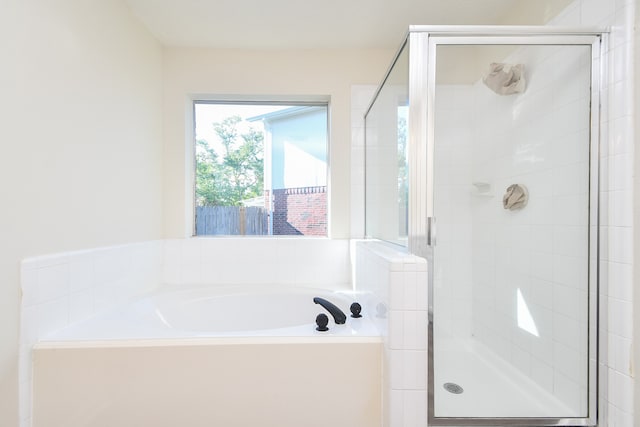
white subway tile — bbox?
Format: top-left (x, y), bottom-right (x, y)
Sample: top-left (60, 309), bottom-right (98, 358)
top-left (416, 271), bottom-right (428, 311)
top-left (19, 305), bottom-right (39, 353)
top-left (389, 389), bottom-right (404, 427)
top-left (553, 371), bottom-right (582, 414)
top-left (552, 255), bottom-right (588, 290)
top-left (36, 263), bottom-right (70, 304)
top-left (530, 225), bottom-right (553, 254)
top-left (179, 263), bottom-right (202, 285)
top-left (403, 390), bottom-right (427, 427)
top-left (607, 226), bottom-right (633, 264)
top-left (68, 291), bottom-right (94, 325)
top-left (530, 278), bottom-right (553, 310)
top-left (180, 238), bottom-right (202, 267)
top-left (553, 284), bottom-right (585, 321)
top-left (531, 357), bottom-right (553, 393)
top-left (389, 349), bottom-right (404, 390)
top-left (612, 335), bottom-right (632, 376)
top-left (510, 343), bottom-right (531, 376)
top-left (403, 272), bottom-right (418, 311)
top-left (37, 297), bottom-right (69, 338)
top-left (609, 297), bottom-right (633, 339)
top-left (389, 272), bottom-right (404, 310)
top-left (553, 341), bottom-right (585, 383)
top-left (610, 191), bottom-right (633, 228)
top-left (20, 266), bottom-right (39, 307)
top-left (613, 405), bottom-right (634, 427)
top-left (68, 253), bottom-right (95, 293)
top-left (402, 311), bottom-right (418, 350)
top-left (389, 310), bottom-right (404, 350)
top-left (612, 370), bottom-right (634, 413)
top-left (531, 252), bottom-right (553, 281)
top-left (611, 115), bottom-right (633, 156)
top-left (402, 350), bottom-right (426, 390)
top-left (607, 261), bottom-right (632, 301)
top-left (610, 153), bottom-right (633, 191)
top-left (553, 312), bottom-right (586, 352)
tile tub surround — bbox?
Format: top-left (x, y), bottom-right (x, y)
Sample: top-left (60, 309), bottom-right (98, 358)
top-left (354, 240), bottom-right (428, 427)
top-left (19, 240), bottom-right (163, 427)
top-left (163, 237), bottom-right (352, 289)
top-left (19, 237), bottom-right (352, 427)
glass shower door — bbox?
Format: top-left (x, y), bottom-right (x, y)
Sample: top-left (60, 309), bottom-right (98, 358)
top-left (425, 35), bottom-right (599, 425)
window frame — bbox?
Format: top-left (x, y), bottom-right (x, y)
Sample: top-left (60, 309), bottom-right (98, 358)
top-left (190, 97), bottom-right (331, 238)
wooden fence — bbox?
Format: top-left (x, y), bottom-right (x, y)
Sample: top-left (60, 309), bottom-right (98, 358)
top-left (195, 206), bottom-right (269, 235)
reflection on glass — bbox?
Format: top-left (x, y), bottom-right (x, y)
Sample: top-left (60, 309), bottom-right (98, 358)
top-left (365, 46), bottom-right (409, 246)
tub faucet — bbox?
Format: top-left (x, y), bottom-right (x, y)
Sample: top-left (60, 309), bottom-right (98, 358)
top-left (313, 297), bottom-right (347, 324)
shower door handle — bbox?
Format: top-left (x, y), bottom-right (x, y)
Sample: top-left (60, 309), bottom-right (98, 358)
top-left (427, 216), bottom-right (436, 246)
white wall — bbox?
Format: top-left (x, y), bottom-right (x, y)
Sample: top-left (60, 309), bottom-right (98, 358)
top-left (162, 47), bottom-right (393, 239)
top-left (0, 1), bottom-right (164, 425)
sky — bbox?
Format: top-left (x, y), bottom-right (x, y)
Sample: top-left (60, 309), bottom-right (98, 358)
top-left (194, 103), bottom-right (290, 153)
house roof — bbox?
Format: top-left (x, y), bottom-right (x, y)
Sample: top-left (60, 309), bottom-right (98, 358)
top-left (247, 106), bottom-right (325, 123)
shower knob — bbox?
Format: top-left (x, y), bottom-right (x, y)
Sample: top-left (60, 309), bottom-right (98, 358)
top-left (350, 302), bottom-right (362, 318)
top-left (315, 313), bottom-right (329, 331)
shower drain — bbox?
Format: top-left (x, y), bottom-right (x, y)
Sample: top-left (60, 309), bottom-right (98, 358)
top-left (443, 382), bottom-right (464, 394)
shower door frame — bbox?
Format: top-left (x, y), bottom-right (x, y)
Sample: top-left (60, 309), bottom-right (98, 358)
top-left (405, 26), bottom-right (605, 427)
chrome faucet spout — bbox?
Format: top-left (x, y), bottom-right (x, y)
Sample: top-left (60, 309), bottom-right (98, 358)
top-left (313, 297), bottom-right (347, 324)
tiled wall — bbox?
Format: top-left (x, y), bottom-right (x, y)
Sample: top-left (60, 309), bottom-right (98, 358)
top-left (162, 238), bottom-right (351, 288)
top-left (551, 0), bottom-right (635, 424)
top-left (363, 80), bottom-right (409, 244)
top-left (19, 240), bottom-right (163, 427)
top-left (354, 240), bottom-right (428, 427)
top-left (432, 85), bottom-right (474, 340)
top-left (440, 43), bottom-right (591, 412)
top-left (351, 84), bottom-right (377, 239)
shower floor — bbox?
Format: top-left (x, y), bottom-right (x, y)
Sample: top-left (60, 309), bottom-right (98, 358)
top-left (433, 335), bottom-right (579, 418)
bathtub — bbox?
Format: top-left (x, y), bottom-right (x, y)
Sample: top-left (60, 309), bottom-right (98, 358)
top-left (41, 285), bottom-right (380, 340)
top-left (32, 286), bottom-right (382, 427)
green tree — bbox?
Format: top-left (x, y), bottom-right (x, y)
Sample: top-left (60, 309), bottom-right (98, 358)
top-left (195, 116), bottom-right (264, 206)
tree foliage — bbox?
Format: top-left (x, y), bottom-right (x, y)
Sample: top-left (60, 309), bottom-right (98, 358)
top-left (195, 116), bottom-right (264, 206)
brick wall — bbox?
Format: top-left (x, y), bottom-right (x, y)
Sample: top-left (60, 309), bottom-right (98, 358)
top-left (270, 186), bottom-right (327, 236)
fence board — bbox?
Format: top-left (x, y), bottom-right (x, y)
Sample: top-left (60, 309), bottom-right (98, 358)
top-left (196, 206), bottom-right (268, 235)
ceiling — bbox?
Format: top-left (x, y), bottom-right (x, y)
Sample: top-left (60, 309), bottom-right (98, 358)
top-left (124, 0), bottom-right (574, 49)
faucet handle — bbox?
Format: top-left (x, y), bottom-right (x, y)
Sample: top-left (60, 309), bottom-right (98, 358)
top-left (316, 313), bottom-right (329, 331)
top-left (350, 302), bottom-right (362, 318)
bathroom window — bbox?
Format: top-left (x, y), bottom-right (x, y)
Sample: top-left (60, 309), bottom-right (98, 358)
top-left (193, 100), bottom-right (329, 236)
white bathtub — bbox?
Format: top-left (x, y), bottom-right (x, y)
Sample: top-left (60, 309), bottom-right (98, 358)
top-left (42, 285), bottom-right (379, 341)
top-left (33, 286), bottom-right (382, 427)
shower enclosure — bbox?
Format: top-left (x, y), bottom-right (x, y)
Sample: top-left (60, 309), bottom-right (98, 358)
top-left (364, 27), bottom-right (602, 426)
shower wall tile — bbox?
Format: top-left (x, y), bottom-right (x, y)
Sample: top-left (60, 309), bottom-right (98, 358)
top-left (454, 39), bottom-right (594, 412)
top-left (554, 0), bottom-right (633, 423)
